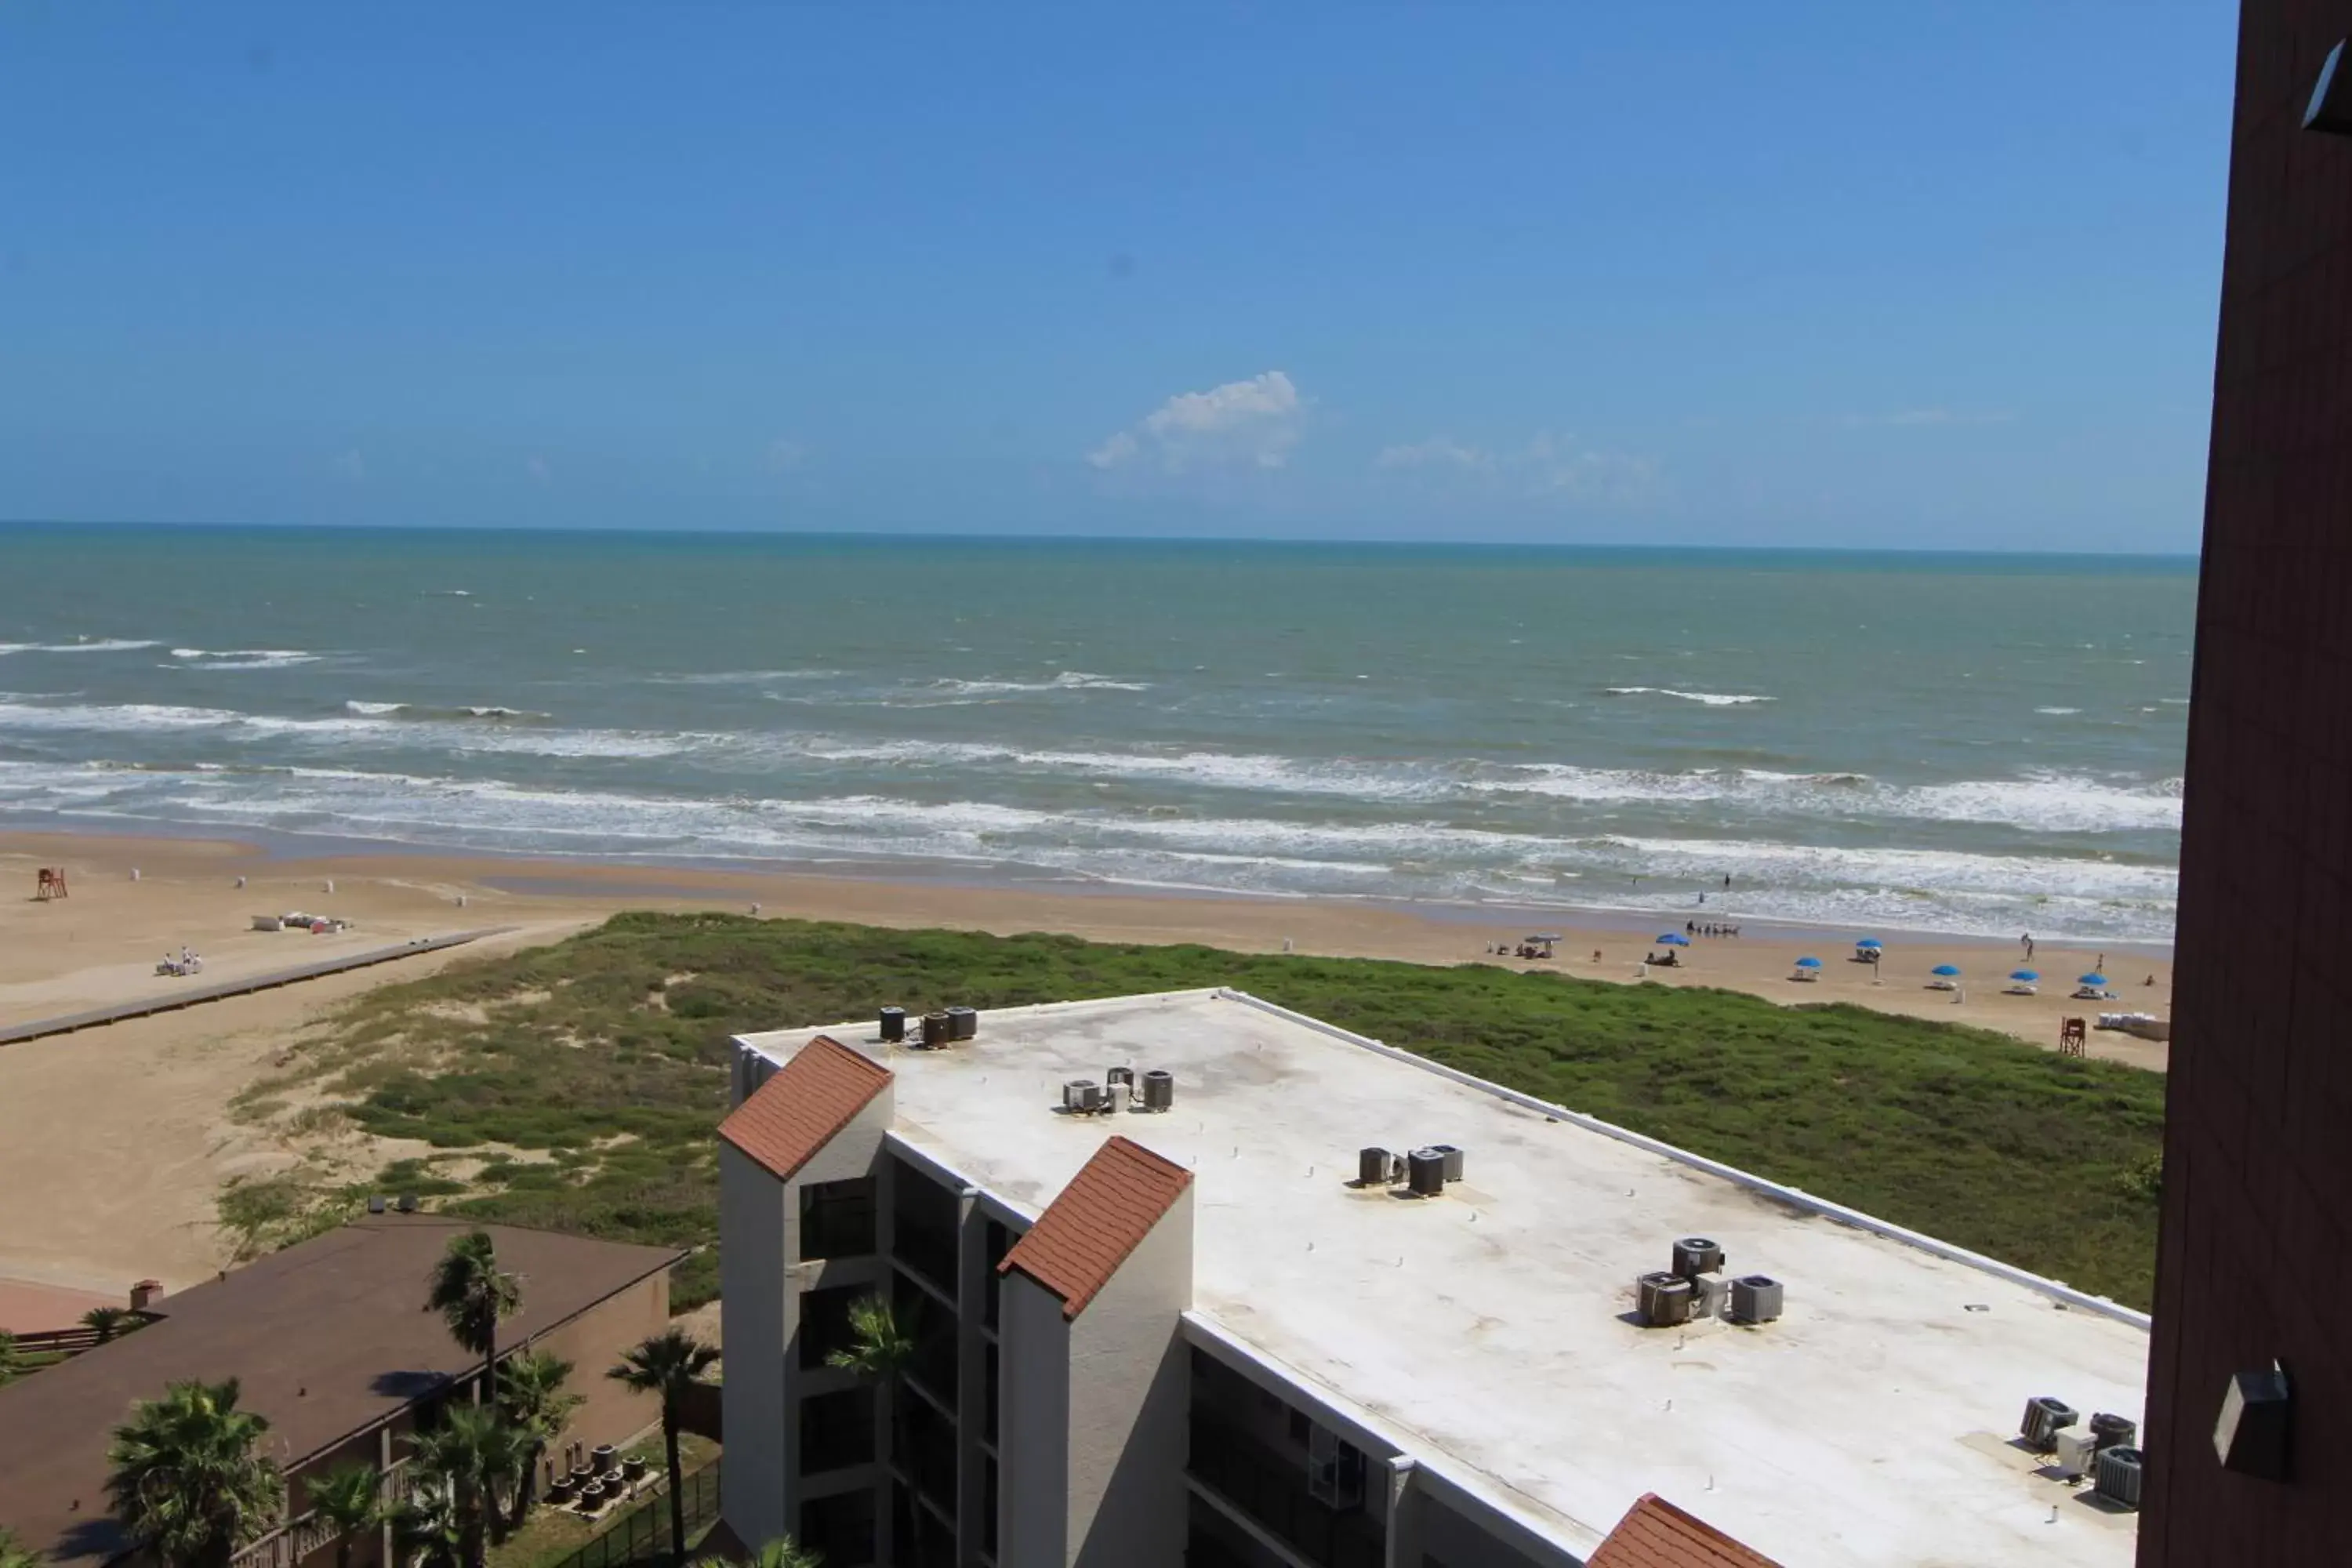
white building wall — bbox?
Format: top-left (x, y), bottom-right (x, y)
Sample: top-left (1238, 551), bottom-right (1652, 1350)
top-left (1066, 1187), bottom-right (1193, 1568)
top-left (1000, 1271), bottom-right (1073, 1566)
top-left (718, 1140), bottom-right (789, 1552)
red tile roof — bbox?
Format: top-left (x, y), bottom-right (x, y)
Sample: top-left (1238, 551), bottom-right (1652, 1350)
top-left (717, 1034), bottom-right (892, 1181)
top-left (1588, 1494), bottom-right (1787, 1568)
top-left (999, 1135), bottom-right (1192, 1319)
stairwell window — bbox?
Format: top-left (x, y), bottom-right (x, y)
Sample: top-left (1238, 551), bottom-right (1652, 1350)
top-left (800, 1176), bottom-right (877, 1261)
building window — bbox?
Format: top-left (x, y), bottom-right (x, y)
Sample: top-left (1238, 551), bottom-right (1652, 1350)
top-left (985, 1341), bottom-right (999, 1445)
top-left (891, 1158), bottom-right (960, 1296)
top-left (800, 1487), bottom-right (877, 1568)
top-left (893, 1269), bottom-right (959, 1411)
top-left (982, 1218), bottom-right (1017, 1328)
top-left (800, 1388), bottom-right (875, 1475)
top-left (983, 1453), bottom-right (999, 1558)
top-left (1189, 1356), bottom-right (1385, 1568)
top-left (800, 1177), bottom-right (877, 1261)
top-left (893, 1480), bottom-right (956, 1568)
top-left (895, 1385), bottom-right (958, 1518)
top-left (799, 1283), bottom-right (866, 1370)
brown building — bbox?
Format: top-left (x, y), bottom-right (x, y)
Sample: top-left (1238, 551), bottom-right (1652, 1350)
top-left (0, 1216), bottom-right (681, 1568)
top-left (2140, 3), bottom-right (2352, 1561)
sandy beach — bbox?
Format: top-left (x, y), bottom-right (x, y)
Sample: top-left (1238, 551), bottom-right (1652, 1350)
top-left (0, 829), bottom-right (2171, 1307)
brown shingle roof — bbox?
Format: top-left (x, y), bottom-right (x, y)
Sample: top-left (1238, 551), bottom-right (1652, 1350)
top-left (998, 1135), bottom-right (1191, 1319)
top-left (717, 1033), bottom-right (891, 1181)
top-left (1588, 1493), bottom-right (1788, 1568)
top-left (0, 1217), bottom-right (681, 1568)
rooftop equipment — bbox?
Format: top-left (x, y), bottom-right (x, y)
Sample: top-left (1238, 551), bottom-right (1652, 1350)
top-left (1141, 1069), bottom-right (1175, 1112)
top-left (948, 1005), bottom-right (978, 1041)
top-left (1637, 1270), bottom-right (1694, 1327)
top-left (1431, 1143), bottom-right (1465, 1181)
top-left (1062, 1079), bottom-right (1107, 1115)
top-left (1406, 1148), bottom-right (1446, 1197)
top-left (1727, 1275), bottom-right (1783, 1324)
top-left (2092, 1446), bottom-right (2144, 1510)
top-left (879, 1006), bottom-right (906, 1043)
top-left (920, 1011), bottom-right (952, 1048)
top-left (2021, 1396), bottom-right (2080, 1453)
top-left (1688, 1274), bottom-right (1730, 1319)
top-left (2051, 1428), bottom-right (2100, 1481)
top-left (1107, 1065), bottom-right (1135, 1091)
top-left (1359, 1146), bottom-right (1399, 1187)
top-left (1671, 1237), bottom-right (1725, 1279)
top-left (2089, 1412), bottom-right (2138, 1454)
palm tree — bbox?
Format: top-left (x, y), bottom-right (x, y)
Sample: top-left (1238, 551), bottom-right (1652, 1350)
top-left (825, 1292), bottom-right (914, 1538)
top-left (304, 1465), bottom-right (383, 1568)
top-left (82, 1305), bottom-right (136, 1344)
top-left (104, 1377), bottom-right (283, 1568)
top-left (695, 1540), bottom-right (822, 1568)
top-left (387, 1472), bottom-right (463, 1568)
top-left (606, 1327), bottom-right (719, 1566)
top-left (423, 1230), bottom-right (520, 1394)
top-left (401, 1405), bottom-right (527, 1568)
top-left (0, 1525), bottom-right (45, 1568)
top-left (494, 1349), bottom-right (580, 1528)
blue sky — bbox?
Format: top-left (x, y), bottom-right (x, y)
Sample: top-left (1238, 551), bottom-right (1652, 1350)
top-left (2, 4), bottom-right (2234, 550)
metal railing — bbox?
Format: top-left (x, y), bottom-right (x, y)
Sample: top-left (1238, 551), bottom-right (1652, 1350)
top-left (542, 1461), bottom-right (722, 1568)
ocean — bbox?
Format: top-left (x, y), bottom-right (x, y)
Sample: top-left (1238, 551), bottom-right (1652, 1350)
top-left (0, 525), bottom-right (2194, 943)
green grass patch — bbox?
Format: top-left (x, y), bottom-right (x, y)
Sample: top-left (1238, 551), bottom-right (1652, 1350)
top-left (296, 913), bottom-right (2164, 1309)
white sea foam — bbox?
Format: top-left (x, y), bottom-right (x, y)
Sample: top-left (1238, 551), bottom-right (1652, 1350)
top-left (169, 648), bottom-right (320, 670)
top-left (924, 670), bottom-right (1152, 696)
top-left (0, 638), bottom-right (164, 655)
top-left (1605, 686), bottom-right (1773, 706)
top-left (2034, 706), bottom-right (2082, 716)
top-left (340, 701), bottom-right (554, 722)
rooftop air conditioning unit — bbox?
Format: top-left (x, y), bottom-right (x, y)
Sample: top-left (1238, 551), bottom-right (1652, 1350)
top-left (1305, 1425), bottom-right (1366, 1510)
top-left (1637, 1270), bottom-right (1693, 1327)
top-left (2089, 1412), bottom-right (2137, 1454)
top-left (1727, 1275), bottom-right (1783, 1325)
top-left (1688, 1274), bottom-right (1730, 1320)
top-left (1358, 1147), bottom-right (1399, 1187)
top-left (2092, 1446), bottom-right (2144, 1510)
top-left (1062, 1080), bottom-right (1106, 1115)
top-left (2021, 1396), bottom-right (2080, 1453)
top-left (1671, 1237), bottom-right (1725, 1279)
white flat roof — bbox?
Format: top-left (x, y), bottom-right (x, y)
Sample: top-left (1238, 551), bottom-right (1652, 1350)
top-left (740, 989), bottom-right (2148, 1566)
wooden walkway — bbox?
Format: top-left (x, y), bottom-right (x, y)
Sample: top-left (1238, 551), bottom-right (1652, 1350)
top-left (0, 927), bottom-right (516, 1047)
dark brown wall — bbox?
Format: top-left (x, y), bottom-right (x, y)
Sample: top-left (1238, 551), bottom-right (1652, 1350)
top-left (2142, 3), bottom-right (2352, 1561)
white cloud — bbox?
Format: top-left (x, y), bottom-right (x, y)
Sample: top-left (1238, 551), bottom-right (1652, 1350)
top-left (526, 455), bottom-right (553, 484)
top-left (1523, 433), bottom-right (1661, 503)
top-left (1375, 436), bottom-right (1492, 470)
top-left (1844, 408), bottom-right (2016, 428)
top-left (332, 449), bottom-right (367, 483)
top-left (1089, 370), bottom-right (1305, 472)
top-left (1375, 429), bottom-right (1661, 506)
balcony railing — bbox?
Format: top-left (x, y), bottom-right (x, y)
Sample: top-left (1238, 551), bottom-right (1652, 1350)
top-left (1186, 1412), bottom-right (1384, 1568)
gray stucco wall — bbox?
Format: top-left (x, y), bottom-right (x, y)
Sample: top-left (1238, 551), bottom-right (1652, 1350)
top-left (719, 1139), bottom-right (789, 1552)
top-left (1000, 1270), bottom-right (1073, 1567)
top-left (1065, 1185), bottom-right (1193, 1568)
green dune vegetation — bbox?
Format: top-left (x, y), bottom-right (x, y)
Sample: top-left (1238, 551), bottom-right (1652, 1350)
top-left (231, 913), bottom-right (2167, 1312)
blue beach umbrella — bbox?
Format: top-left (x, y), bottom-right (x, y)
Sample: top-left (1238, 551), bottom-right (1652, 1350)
top-left (1657, 932), bottom-right (1690, 946)
top-left (1931, 964), bottom-right (1962, 977)
top-left (1795, 956), bottom-right (1823, 969)
top-left (2011, 970), bottom-right (2040, 982)
top-left (2080, 972), bottom-right (2108, 987)
top-left (1855, 938), bottom-right (1882, 949)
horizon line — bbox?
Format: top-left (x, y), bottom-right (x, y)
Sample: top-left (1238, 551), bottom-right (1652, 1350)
top-left (0, 517), bottom-right (2203, 561)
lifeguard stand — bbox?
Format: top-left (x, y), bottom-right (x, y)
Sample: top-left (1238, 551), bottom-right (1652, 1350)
top-left (34, 866), bottom-right (68, 900)
top-left (2058, 1017), bottom-right (2087, 1057)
